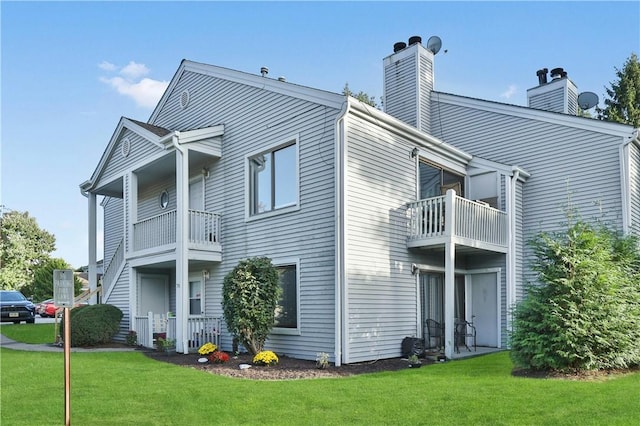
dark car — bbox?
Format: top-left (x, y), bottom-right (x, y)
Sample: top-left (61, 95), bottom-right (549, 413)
top-left (0, 290), bottom-right (36, 324)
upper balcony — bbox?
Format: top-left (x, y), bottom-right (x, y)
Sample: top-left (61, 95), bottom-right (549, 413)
top-left (132, 209), bottom-right (222, 261)
top-left (407, 190), bottom-right (508, 253)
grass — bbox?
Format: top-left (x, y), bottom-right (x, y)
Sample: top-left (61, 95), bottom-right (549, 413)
top-left (0, 323), bottom-right (57, 343)
top-left (2, 327), bottom-right (639, 425)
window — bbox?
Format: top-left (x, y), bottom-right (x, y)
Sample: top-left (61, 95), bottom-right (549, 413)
top-left (189, 280), bottom-right (202, 315)
top-left (160, 190), bottom-right (170, 209)
top-left (249, 141), bottom-right (297, 216)
top-left (419, 160), bottom-right (465, 199)
top-left (274, 264), bottom-right (297, 329)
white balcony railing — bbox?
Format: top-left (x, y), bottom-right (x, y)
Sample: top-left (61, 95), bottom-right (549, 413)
top-left (407, 191), bottom-right (508, 249)
top-left (132, 210), bottom-right (220, 252)
top-left (133, 210), bottom-right (177, 251)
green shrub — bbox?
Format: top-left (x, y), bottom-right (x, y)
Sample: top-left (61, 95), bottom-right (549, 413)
top-left (222, 257), bottom-right (280, 355)
top-left (61, 304), bottom-right (123, 347)
top-left (510, 220), bottom-right (640, 371)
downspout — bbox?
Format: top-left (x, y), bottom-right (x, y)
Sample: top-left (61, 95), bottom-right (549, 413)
top-left (507, 168), bottom-right (520, 338)
top-left (334, 100), bottom-right (349, 367)
top-left (619, 130), bottom-right (639, 234)
top-left (170, 132), bottom-right (190, 354)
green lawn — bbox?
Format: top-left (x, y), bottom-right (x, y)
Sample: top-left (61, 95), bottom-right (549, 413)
top-left (2, 326), bottom-right (639, 425)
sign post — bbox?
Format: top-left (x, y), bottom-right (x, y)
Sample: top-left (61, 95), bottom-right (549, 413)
top-left (54, 269), bottom-right (74, 426)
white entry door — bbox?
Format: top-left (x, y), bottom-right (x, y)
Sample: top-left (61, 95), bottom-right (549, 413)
top-left (469, 273), bottom-right (499, 347)
top-left (139, 274), bottom-right (169, 315)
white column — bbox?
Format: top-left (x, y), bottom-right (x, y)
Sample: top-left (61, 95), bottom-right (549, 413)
top-left (443, 189), bottom-right (456, 359)
top-left (88, 192), bottom-right (97, 304)
top-left (174, 141), bottom-right (190, 354)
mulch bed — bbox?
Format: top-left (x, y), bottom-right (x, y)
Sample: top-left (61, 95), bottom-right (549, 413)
top-left (142, 350), bottom-right (428, 380)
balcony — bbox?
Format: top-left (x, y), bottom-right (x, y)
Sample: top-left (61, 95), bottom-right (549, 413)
top-left (407, 191), bottom-right (508, 253)
top-left (132, 209), bottom-right (222, 258)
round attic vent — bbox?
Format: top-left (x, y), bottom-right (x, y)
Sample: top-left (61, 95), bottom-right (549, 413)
top-left (180, 90), bottom-right (190, 109)
top-left (121, 138), bottom-right (131, 158)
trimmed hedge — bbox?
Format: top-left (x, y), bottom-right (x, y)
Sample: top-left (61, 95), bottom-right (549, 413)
top-left (61, 304), bottom-right (123, 347)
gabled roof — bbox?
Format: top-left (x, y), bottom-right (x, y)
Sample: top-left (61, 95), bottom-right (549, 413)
top-left (127, 118), bottom-right (172, 137)
top-left (80, 117), bottom-right (173, 193)
top-left (148, 59), bottom-right (346, 124)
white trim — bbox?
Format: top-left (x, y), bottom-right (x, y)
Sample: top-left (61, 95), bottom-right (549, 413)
top-left (270, 257), bottom-right (301, 336)
top-left (620, 142), bottom-right (631, 234)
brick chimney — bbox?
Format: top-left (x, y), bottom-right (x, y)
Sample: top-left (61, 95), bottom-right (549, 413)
top-left (383, 36), bottom-right (435, 134)
top-left (527, 67), bottom-right (579, 115)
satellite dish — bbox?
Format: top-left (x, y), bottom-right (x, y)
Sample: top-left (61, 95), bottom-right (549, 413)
top-left (426, 36), bottom-right (442, 55)
top-left (577, 91), bottom-right (599, 110)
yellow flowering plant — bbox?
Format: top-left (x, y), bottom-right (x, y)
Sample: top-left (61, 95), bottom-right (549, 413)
top-left (252, 350), bottom-right (279, 366)
top-left (198, 342), bottom-right (217, 356)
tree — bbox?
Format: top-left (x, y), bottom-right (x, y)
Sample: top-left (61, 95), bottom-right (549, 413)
top-left (21, 258), bottom-right (83, 302)
top-left (222, 257), bottom-right (281, 355)
top-left (0, 210), bottom-right (55, 290)
top-left (597, 53), bottom-right (640, 127)
top-left (343, 83), bottom-right (379, 108)
top-left (510, 220), bottom-right (640, 372)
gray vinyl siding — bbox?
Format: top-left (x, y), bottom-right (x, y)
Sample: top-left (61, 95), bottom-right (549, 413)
top-left (384, 54), bottom-right (418, 130)
top-left (417, 52), bottom-right (433, 134)
top-left (105, 265), bottom-right (130, 342)
top-left (151, 70), bottom-right (341, 361)
top-left (528, 90), bottom-right (565, 114)
top-left (137, 177), bottom-right (175, 221)
top-left (98, 129), bottom-right (164, 187)
top-left (630, 142), bottom-right (640, 237)
top-left (343, 113), bottom-right (418, 363)
top-left (102, 197), bottom-right (124, 292)
top-left (431, 99), bottom-right (624, 287)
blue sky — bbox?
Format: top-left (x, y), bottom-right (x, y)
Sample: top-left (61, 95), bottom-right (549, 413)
top-left (1, 1), bottom-right (639, 268)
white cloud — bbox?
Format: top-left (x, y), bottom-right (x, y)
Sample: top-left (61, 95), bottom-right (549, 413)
top-left (120, 61), bottom-right (150, 80)
top-left (100, 76), bottom-right (168, 109)
top-left (98, 61), bottom-right (117, 71)
top-left (99, 61), bottom-right (168, 108)
top-left (500, 84), bottom-right (517, 99)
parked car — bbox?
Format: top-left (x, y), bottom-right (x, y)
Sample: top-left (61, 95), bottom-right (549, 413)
top-left (0, 290), bottom-right (36, 324)
top-left (37, 299), bottom-right (58, 318)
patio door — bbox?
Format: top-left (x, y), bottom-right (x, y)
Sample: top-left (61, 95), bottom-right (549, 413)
top-left (420, 273), bottom-right (465, 331)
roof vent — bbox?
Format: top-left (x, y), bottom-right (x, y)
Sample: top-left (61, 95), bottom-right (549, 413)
top-left (278, 76), bottom-right (286, 82)
top-left (260, 66), bottom-right (269, 77)
top-left (536, 68), bottom-right (548, 85)
top-left (550, 67), bottom-right (566, 80)
top-left (393, 42), bottom-right (407, 52)
top-left (408, 36), bottom-right (422, 45)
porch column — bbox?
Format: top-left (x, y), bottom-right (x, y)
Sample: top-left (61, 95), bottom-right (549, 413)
top-left (443, 189), bottom-right (456, 359)
top-left (174, 137), bottom-right (190, 354)
top-left (444, 241), bottom-right (455, 359)
top-left (87, 192), bottom-right (98, 304)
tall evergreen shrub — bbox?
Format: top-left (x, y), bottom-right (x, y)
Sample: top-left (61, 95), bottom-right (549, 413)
top-left (510, 221), bottom-right (640, 371)
top-left (222, 257), bottom-right (280, 355)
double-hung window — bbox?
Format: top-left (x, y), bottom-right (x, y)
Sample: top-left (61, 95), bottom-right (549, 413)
top-left (249, 140), bottom-right (298, 216)
top-left (274, 263), bottom-right (298, 331)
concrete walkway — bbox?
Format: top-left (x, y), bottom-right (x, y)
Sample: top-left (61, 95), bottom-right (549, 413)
top-left (0, 332), bottom-right (134, 352)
